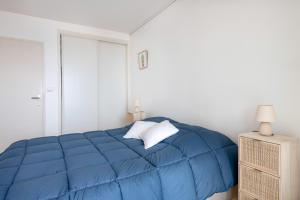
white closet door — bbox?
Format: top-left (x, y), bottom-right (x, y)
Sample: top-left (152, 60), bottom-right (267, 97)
top-left (98, 42), bottom-right (127, 129)
top-left (62, 36), bottom-right (98, 134)
top-left (62, 36), bottom-right (127, 133)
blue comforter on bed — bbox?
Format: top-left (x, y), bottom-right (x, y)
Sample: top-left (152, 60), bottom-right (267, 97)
top-left (0, 117), bottom-right (237, 200)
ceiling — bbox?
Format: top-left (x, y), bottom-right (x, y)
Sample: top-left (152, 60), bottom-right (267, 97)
top-left (0, 0), bottom-right (176, 33)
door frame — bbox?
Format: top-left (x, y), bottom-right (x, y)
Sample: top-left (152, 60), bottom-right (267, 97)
top-left (58, 31), bottom-right (129, 134)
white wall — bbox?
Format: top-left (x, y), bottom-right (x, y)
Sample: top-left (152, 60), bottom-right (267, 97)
top-left (0, 11), bottom-right (129, 136)
top-left (129, 0), bottom-right (300, 142)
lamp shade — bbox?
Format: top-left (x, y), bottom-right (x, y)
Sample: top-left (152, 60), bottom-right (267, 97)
top-left (256, 105), bottom-right (275, 122)
top-left (134, 99), bottom-right (141, 108)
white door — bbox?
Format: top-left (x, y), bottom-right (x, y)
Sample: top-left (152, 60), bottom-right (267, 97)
top-left (98, 42), bottom-right (127, 129)
top-left (0, 37), bottom-right (44, 152)
top-left (61, 35), bottom-right (127, 134)
top-left (61, 36), bottom-right (99, 133)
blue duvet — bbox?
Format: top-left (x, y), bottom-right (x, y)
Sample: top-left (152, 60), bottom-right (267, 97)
top-left (0, 117), bottom-right (237, 200)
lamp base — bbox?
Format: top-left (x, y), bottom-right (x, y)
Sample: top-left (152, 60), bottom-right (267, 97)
top-left (259, 122), bottom-right (273, 136)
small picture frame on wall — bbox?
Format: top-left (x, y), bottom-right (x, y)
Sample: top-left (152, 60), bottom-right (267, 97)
top-left (138, 50), bottom-right (148, 70)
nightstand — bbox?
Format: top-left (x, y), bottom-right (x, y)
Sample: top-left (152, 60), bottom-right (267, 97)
top-left (127, 111), bottom-right (145, 123)
top-left (238, 132), bottom-right (299, 200)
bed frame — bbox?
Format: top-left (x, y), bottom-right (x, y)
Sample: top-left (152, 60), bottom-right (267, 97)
top-left (208, 186), bottom-right (238, 200)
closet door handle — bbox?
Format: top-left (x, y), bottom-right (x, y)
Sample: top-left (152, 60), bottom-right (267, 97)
top-left (31, 95), bottom-right (41, 100)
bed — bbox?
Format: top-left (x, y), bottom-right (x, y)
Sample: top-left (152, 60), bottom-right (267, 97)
top-left (0, 117), bottom-right (237, 200)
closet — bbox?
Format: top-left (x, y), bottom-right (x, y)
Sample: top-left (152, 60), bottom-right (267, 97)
top-left (61, 35), bottom-right (127, 134)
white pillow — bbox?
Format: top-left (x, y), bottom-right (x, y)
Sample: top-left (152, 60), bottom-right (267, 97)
top-left (140, 120), bottom-right (179, 149)
top-left (123, 121), bottom-right (158, 139)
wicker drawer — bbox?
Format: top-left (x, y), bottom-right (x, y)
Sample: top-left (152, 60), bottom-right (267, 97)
top-left (239, 136), bottom-right (280, 176)
top-left (240, 164), bottom-right (279, 200)
top-left (240, 191), bottom-right (258, 200)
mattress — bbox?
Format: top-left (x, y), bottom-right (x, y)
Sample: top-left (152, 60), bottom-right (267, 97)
top-left (0, 117), bottom-right (238, 200)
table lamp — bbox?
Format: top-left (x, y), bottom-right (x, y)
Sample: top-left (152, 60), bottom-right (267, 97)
top-left (256, 105), bottom-right (276, 136)
top-left (134, 99), bottom-right (141, 112)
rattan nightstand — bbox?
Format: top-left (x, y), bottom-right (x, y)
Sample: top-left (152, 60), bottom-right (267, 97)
top-left (127, 111), bottom-right (145, 123)
top-left (238, 132), bottom-right (299, 200)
